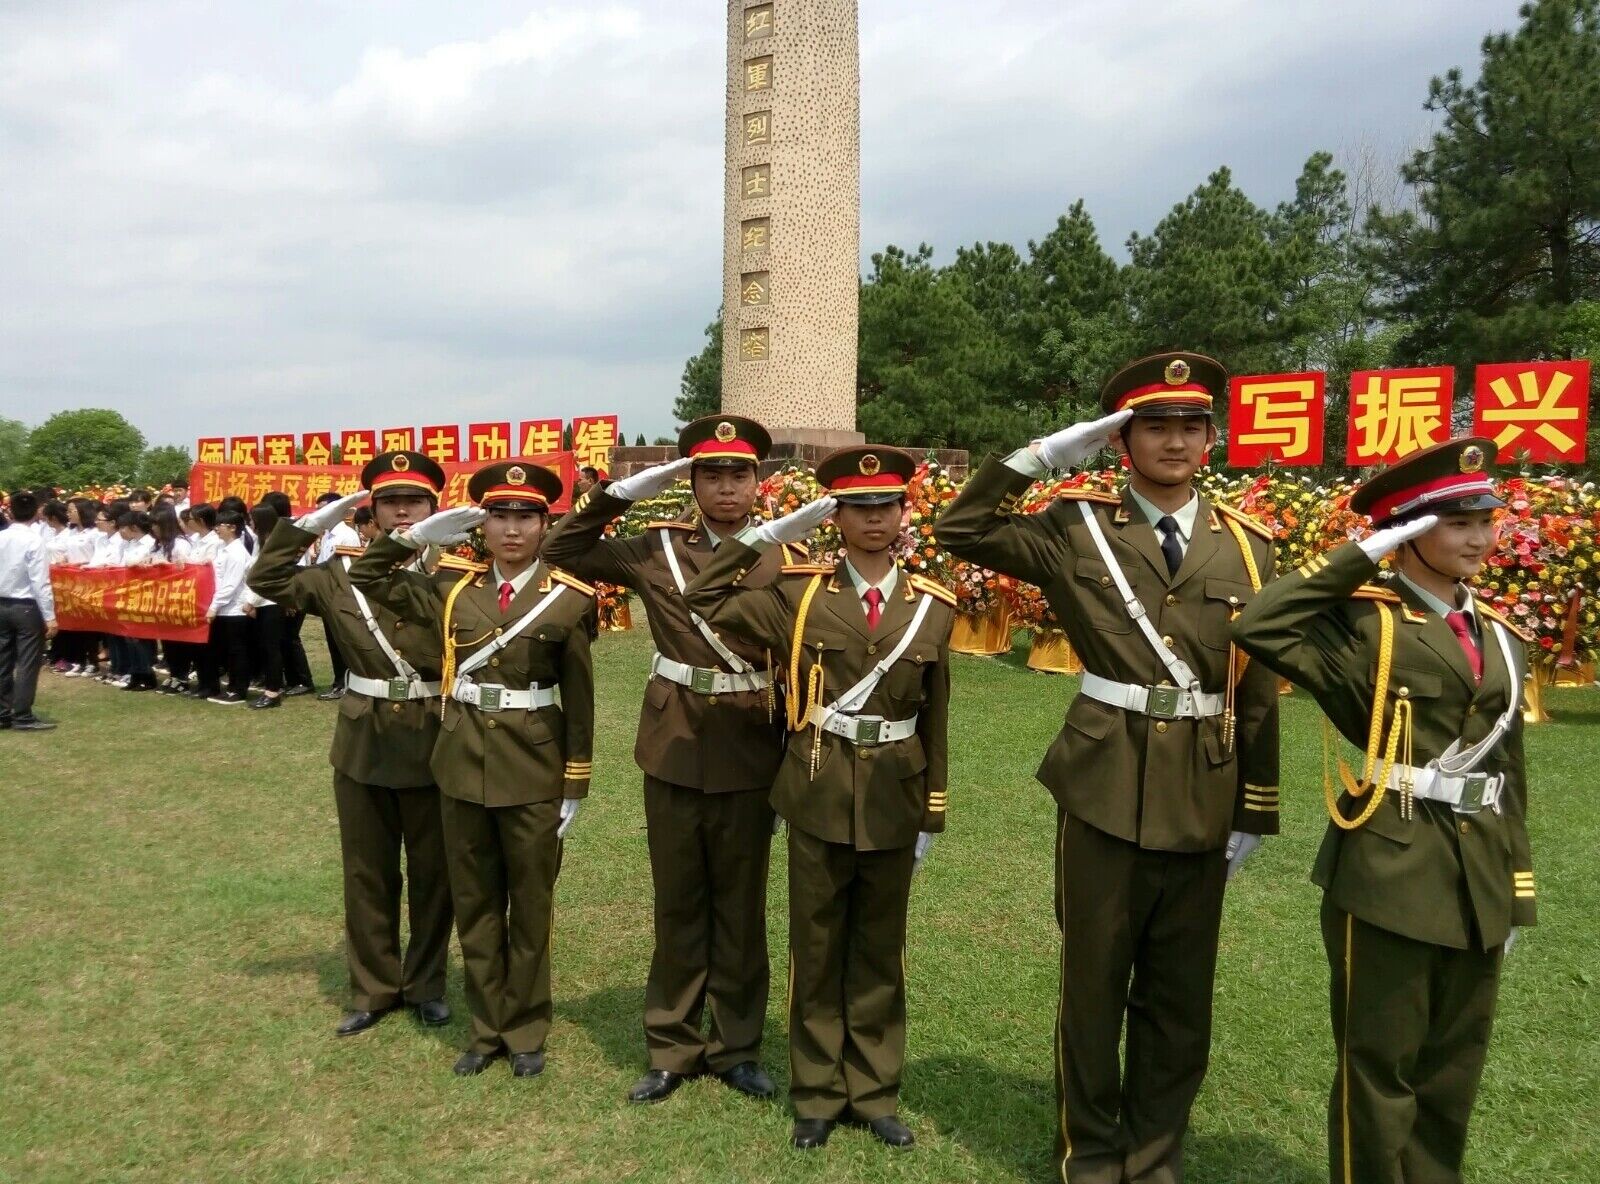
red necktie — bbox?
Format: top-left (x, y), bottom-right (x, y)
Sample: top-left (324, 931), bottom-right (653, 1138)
top-left (1445, 611), bottom-right (1482, 681)
top-left (864, 587), bottom-right (884, 631)
top-left (498, 581), bottom-right (513, 613)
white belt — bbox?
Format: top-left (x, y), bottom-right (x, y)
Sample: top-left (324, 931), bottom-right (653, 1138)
top-left (651, 653), bottom-right (772, 696)
top-left (345, 672), bottom-right (441, 701)
top-left (810, 705), bottom-right (919, 747)
top-left (450, 678), bottom-right (557, 712)
top-left (1080, 672), bottom-right (1225, 720)
top-left (1387, 763), bottom-right (1504, 815)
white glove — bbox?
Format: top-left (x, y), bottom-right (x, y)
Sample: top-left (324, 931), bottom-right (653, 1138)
top-left (743, 496), bottom-right (837, 548)
top-left (1504, 926), bottom-right (1520, 956)
top-left (1225, 831), bottom-right (1261, 881)
top-left (772, 814), bottom-right (784, 836)
top-left (557, 798), bottom-right (581, 839)
top-left (609, 457), bottom-right (692, 502)
top-left (913, 832), bottom-right (936, 872)
top-left (1033, 410), bottom-right (1133, 470)
top-left (1357, 513), bottom-right (1439, 564)
top-left (295, 491), bottom-right (368, 535)
top-left (403, 505), bottom-right (486, 549)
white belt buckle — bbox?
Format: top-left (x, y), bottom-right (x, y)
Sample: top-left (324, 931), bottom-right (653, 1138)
top-left (690, 667), bottom-right (718, 695)
top-left (477, 684), bottom-right (504, 712)
top-left (1146, 685), bottom-right (1182, 720)
top-left (852, 717), bottom-right (884, 746)
top-left (1455, 772), bottom-right (1491, 815)
top-left (386, 677), bottom-right (411, 701)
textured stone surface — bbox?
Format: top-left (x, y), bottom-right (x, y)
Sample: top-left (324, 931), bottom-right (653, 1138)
top-left (722, 0), bottom-right (860, 432)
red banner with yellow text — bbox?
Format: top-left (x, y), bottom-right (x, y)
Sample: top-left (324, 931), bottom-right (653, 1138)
top-left (51, 565), bottom-right (215, 643)
top-left (188, 452), bottom-right (576, 516)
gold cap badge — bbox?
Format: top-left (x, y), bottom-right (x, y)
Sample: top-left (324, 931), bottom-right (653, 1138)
top-left (1164, 358), bottom-right (1191, 385)
top-left (859, 453), bottom-right (881, 477)
top-left (506, 465), bottom-right (527, 485)
top-left (1459, 445), bottom-right (1485, 474)
top-left (715, 420), bottom-right (737, 443)
top-left (391, 454), bottom-right (410, 471)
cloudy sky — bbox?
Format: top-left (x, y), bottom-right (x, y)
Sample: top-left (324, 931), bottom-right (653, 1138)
top-left (0, 0), bottom-right (1520, 449)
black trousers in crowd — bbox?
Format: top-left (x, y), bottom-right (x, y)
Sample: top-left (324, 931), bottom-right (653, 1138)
top-left (281, 609), bottom-right (314, 690)
top-left (254, 605), bottom-right (287, 694)
top-left (204, 616), bottom-right (253, 697)
top-left (322, 618), bottom-right (348, 687)
top-left (0, 597), bottom-right (47, 723)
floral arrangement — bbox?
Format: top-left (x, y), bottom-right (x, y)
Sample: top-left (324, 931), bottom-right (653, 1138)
top-left (1477, 476), bottom-right (1600, 662)
top-left (615, 486), bottom-right (696, 540)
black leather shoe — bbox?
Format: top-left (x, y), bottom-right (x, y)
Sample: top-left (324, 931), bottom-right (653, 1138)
top-left (282, 683), bottom-right (315, 697)
top-left (317, 686), bottom-right (345, 701)
top-left (414, 998), bottom-right (450, 1026)
top-left (453, 1050), bottom-right (497, 1076)
top-left (791, 1119), bottom-right (834, 1149)
top-left (628, 1069), bottom-right (690, 1103)
top-left (12, 717), bottom-right (56, 732)
top-left (250, 694), bottom-right (282, 709)
top-left (510, 1052), bottom-right (545, 1078)
top-left (335, 1008), bottom-right (390, 1037)
top-left (717, 1061), bottom-right (776, 1099)
top-left (867, 1115), bottom-right (915, 1148)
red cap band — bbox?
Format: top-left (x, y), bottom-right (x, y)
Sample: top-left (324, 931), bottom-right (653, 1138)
top-left (827, 473), bottom-right (908, 495)
top-left (479, 486), bottom-right (549, 507)
top-left (370, 471), bottom-right (441, 495)
top-left (688, 438), bottom-right (758, 461)
top-left (1115, 382), bottom-right (1214, 412)
top-left (1367, 473), bottom-right (1497, 523)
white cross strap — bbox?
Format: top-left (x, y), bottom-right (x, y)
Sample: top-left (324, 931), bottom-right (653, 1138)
top-left (659, 527), bottom-right (753, 674)
top-left (827, 591), bottom-right (937, 715)
top-left (1076, 500), bottom-right (1202, 693)
top-left (455, 582), bottom-right (568, 681)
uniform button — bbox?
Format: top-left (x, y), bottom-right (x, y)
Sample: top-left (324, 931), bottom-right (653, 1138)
top-left (857, 748), bottom-right (870, 759)
top-left (1100, 576), bottom-right (1112, 587)
top-left (1467, 704), bottom-right (1477, 715)
top-left (1154, 721), bottom-right (1169, 734)
top-left (707, 695), bottom-right (719, 706)
top-left (392, 703), bottom-right (402, 713)
top-left (495, 627), bottom-right (503, 636)
top-left (1459, 820), bottom-right (1470, 835)
top-left (487, 719), bottom-right (498, 730)
top-left (490, 657), bottom-right (500, 668)
top-left (1159, 679), bottom-right (1173, 688)
top-left (395, 621), bottom-right (405, 629)
top-left (867, 644), bottom-right (878, 655)
top-left (1165, 594), bottom-right (1178, 606)
top-left (1162, 635), bottom-right (1175, 648)
top-left (393, 650), bottom-right (402, 658)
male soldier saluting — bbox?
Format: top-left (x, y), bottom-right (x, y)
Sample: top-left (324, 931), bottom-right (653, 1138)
top-left (936, 352), bottom-right (1281, 1183)
top-left (541, 414), bottom-right (796, 1105)
top-left (684, 445), bottom-right (955, 1152)
top-left (248, 451), bottom-right (472, 1037)
top-left (1231, 437), bottom-right (1535, 1184)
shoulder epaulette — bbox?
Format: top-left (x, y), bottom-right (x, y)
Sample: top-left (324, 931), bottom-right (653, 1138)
top-left (435, 553), bottom-right (487, 574)
top-left (1214, 502), bottom-right (1275, 540)
top-left (549, 568), bottom-right (596, 597)
top-left (1475, 598), bottom-right (1535, 643)
top-left (908, 574), bottom-right (957, 606)
top-left (1350, 584), bottom-right (1402, 604)
top-left (647, 521), bottom-right (695, 532)
top-left (1054, 488), bottom-right (1121, 506)
top-left (781, 563), bottom-right (833, 576)
top-left (333, 546), bottom-right (365, 558)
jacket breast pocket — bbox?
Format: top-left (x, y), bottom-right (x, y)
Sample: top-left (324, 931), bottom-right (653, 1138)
top-left (1381, 666), bottom-right (1443, 702)
top-left (883, 642), bottom-right (937, 707)
top-left (1072, 557), bottom-right (1133, 635)
top-left (1200, 578), bottom-right (1253, 651)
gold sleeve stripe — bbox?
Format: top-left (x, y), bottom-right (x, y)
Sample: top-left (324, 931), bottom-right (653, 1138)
top-left (1243, 801), bottom-right (1278, 813)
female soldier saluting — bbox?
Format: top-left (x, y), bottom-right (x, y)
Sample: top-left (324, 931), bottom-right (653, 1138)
top-left (350, 461), bottom-right (597, 1079)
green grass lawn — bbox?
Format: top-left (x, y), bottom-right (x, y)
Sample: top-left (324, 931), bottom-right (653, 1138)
top-left (3, 620), bottom-right (1597, 1182)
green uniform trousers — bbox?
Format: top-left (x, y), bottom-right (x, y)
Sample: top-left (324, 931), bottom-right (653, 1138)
top-left (1054, 810), bottom-right (1228, 1184)
top-left (439, 795), bottom-right (562, 1056)
top-left (786, 827), bottom-right (916, 1122)
top-left (642, 776), bottom-right (775, 1074)
top-left (331, 772), bottom-right (453, 1012)
top-left (1322, 898), bottom-right (1501, 1184)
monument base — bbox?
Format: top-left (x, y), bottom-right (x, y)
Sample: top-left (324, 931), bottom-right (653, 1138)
top-left (607, 438), bottom-right (969, 482)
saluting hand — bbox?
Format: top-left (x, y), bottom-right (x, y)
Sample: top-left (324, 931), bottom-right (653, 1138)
top-left (1031, 409), bottom-right (1133, 470)
top-left (745, 495), bottom-right (837, 547)
top-left (1356, 513), bottom-right (1439, 564)
top-left (295, 490), bottom-right (368, 535)
top-left (609, 456), bottom-right (692, 502)
top-left (405, 505), bottom-right (487, 549)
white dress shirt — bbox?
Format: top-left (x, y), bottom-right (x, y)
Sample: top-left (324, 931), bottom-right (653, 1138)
top-left (86, 532), bottom-right (124, 568)
top-left (210, 536), bottom-right (253, 617)
top-left (0, 523), bottom-right (56, 622)
top-left (64, 526), bottom-right (96, 565)
top-left (491, 563), bottom-right (539, 601)
top-left (1125, 486), bottom-right (1200, 559)
top-left (120, 535), bottom-right (156, 565)
top-left (842, 557), bottom-right (899, 617)
top-left (318, 520), bottom-right (361, 565)
top-left (190, 531), bottom-right (221, 562)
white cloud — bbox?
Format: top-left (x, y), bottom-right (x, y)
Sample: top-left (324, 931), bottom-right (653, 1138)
top-left (0, 0), bottom-right (1521, 447)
